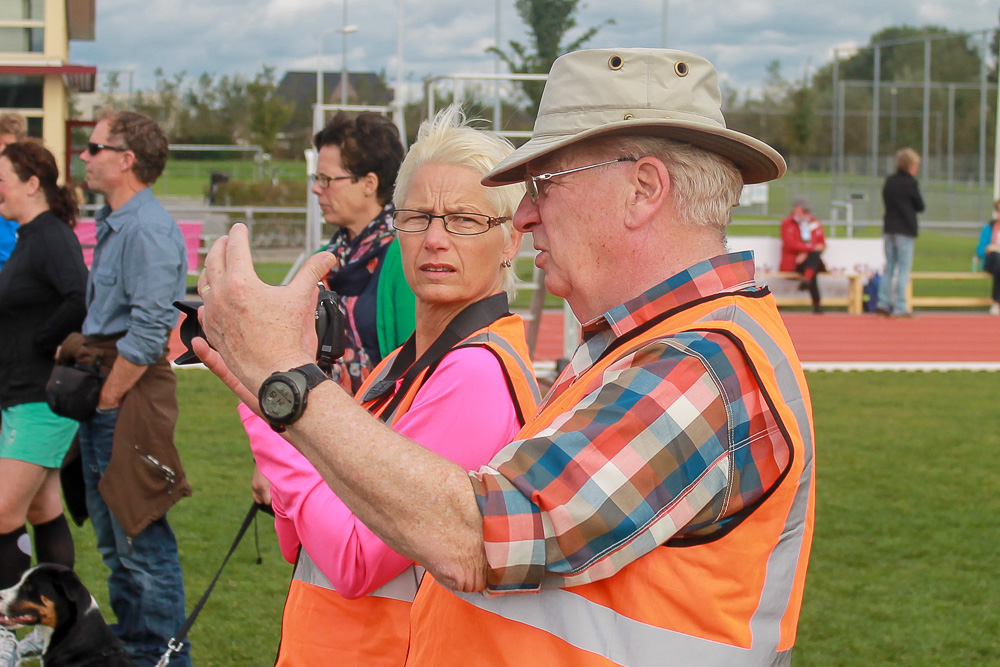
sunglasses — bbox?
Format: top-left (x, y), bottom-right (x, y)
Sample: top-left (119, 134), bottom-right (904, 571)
top-left (86, 142), bottom-right (129, 156)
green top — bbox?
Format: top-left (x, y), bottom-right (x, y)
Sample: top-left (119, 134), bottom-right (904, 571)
top-left (376, 238), bottom-right (416, 358)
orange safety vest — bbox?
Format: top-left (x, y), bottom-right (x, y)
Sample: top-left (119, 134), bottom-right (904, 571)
top-left (407, 290), bottom-right (816, 666)
top-left (275, 309), bottom-right (540, 667)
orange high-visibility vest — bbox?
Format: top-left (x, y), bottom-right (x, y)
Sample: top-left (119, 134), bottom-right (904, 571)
top-left (407, 291), bottom-right (816, 666)
top-left (275, 312), bottom-right (540, 667)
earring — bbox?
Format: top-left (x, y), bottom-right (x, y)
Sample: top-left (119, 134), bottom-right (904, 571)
top-left (501, 258), bottom-right (512, 268)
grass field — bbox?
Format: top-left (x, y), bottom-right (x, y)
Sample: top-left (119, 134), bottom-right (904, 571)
top-left (54, 369), bottom-right (999, 666)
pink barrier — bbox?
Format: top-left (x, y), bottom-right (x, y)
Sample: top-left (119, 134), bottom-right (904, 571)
top-left (75, 219), bottom-right (203, 274)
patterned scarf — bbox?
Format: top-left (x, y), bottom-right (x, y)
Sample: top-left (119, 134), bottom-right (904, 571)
top-left (323, 203), bottom-right (397, 394)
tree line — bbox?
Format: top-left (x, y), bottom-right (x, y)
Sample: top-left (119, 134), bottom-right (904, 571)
top-left (85, 1), bottom-right (1000, 174)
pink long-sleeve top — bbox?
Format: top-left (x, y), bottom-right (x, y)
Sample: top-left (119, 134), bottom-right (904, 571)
top-left (240, 346), bottom-right (522, 599)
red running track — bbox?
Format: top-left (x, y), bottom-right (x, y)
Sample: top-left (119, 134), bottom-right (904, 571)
top-left (524, 310), bottom-right (1000, 364)
top-left (171, 310), bottom-right (1000, 365)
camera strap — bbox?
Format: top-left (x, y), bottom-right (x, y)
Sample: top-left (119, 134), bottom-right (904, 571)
top-left (361, 293), bottom-right (510, 421)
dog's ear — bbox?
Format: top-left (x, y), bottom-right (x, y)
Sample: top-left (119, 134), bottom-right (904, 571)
top-left (52, 566), bottom-right (91, 611)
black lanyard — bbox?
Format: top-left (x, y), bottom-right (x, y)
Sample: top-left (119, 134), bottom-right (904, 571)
top-left (361, 293), bottom-right (510, 421)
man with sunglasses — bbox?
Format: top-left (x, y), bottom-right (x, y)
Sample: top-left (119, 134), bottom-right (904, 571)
top-left (76, 110), bottom-right (192, 667)
top-left (197, 48), bottom-right (815, 665)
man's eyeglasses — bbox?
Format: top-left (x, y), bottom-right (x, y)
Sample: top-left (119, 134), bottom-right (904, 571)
top-left (392, 210), bottom-right (509, 236)
top-left (86, 142), bottom-right (129, 156)
top-left (310, 173), bottom-right (358, 188)
top-left (524, 157), bottom-right (637, 203)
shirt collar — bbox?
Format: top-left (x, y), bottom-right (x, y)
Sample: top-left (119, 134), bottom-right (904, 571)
top-left (583, 251), bottom-right (758, 340)
top-left (96, 187), bottom-right (154, 231)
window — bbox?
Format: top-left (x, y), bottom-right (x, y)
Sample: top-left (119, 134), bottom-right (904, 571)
top-left (0, 0), bottom-right (45, 53)
top-left (0, 27), bottom-right (44, 53)
top-left (0, 76), bottom-right (43, 108)
top-left (0, 1), bottom-right (45, 21)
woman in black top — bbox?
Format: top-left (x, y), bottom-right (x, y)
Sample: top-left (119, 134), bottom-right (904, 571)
top-left (0, 141), bottom-right (87, 591)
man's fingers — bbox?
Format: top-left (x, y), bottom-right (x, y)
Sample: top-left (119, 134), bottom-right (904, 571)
top-left (223, 223), bottom-right (256, 274)
top-left (202, 233), bottom-right (230, 280)
top-left (290, 252), bottom-right (338, 295)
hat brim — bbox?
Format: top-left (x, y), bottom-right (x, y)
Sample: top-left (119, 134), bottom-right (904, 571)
top-left (483, 118), bottom-right (786, 187)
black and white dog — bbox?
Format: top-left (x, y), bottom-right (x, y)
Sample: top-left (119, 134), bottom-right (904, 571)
top-left (0, 564), bottom-right (135, 666)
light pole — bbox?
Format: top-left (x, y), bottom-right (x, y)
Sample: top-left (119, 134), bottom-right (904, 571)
top-left (315, 22), bottom-right (358, 133)
top-left (340, 1), bottom-right (359, 106)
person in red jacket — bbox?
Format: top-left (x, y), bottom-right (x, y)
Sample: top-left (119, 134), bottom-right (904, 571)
top-left (780, 197), bottom-right (827, 313)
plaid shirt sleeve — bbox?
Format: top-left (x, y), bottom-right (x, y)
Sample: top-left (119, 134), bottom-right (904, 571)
top-left (471, 331), bottom-right (788, 594)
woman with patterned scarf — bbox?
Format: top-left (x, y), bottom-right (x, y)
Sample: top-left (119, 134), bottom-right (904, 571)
top-left (313, 111), bottom-right (415, 391)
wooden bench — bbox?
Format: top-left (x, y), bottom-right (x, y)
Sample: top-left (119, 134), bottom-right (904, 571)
top-left (906, 271), bottom-right (992, 309)
top-left (728, 236), bottom-right (883, 314)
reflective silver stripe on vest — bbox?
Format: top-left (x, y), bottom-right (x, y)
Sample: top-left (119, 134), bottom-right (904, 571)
top-left (452, 298), bottom-right (811, 666)
top-left (451, 587), bottom-right (791, 667)
top-left (460, 328), bottom-right (543, 405)
top-left (714, 303), bottom-right (814, 664)
top-left (293, 548), bottom-right (425, 602)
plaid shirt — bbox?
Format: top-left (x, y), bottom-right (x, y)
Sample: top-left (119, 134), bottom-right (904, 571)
top-left (472, 252), bottom-right (795, 593)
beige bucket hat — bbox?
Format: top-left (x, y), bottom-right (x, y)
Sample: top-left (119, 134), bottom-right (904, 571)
top-left (483, 48), bottom-right (786, 187)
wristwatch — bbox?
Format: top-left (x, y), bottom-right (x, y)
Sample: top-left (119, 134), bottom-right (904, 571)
top-left (257, 363), bottom-right (329, 433)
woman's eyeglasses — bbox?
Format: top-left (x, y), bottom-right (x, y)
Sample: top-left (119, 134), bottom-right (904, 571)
top-left (392, 210), bottom-right (508, 236)
top-left (86, 142), bottom-right (129, 156)
top-left (310, 173), bottom-right (358, 188)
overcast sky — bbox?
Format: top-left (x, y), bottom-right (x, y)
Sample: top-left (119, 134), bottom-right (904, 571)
top-left (71, 0), bottom-right (1000, 101)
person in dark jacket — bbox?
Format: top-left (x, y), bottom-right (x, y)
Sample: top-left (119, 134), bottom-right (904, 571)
top-left (877, 147), bottom-right (924, 316)
top-left (0, 141), bottom-right (87, 593)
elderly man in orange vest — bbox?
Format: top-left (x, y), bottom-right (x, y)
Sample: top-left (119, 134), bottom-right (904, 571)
top-left (196, 48), bottom-right (816, 665)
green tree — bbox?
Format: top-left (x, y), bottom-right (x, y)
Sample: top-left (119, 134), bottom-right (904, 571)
top-left (488, 0), bottom-right (613, 117)
top-left (246, 66), bottom-right (294, 154)
top-left (811, 25), bottom-right (988, 156)
top-left (783, 83), bottom-right (818, 158)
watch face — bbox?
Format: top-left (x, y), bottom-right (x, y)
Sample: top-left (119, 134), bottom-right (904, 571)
top-left (261, 380), bottom-right (297, 421)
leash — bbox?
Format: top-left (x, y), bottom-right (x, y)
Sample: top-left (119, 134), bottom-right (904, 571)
top-left (155, 503), bottom-right (266, 667)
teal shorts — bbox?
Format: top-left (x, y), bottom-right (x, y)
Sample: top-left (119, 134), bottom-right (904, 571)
top-left (0, 402), bottom-right (79, 469)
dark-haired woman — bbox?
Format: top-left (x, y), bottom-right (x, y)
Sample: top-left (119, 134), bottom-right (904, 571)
top-left (0, 141), bottom-right (87, 592)
top-left (312, 111), bottom-right (415, 393)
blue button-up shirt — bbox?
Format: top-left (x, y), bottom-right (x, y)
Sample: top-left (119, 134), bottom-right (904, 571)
top-left (83, 188), bottom-right (186, 366)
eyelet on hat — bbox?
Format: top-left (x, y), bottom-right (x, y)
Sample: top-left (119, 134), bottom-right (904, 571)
top-left (674, 61), bottom-right (689, 77)
top-left (623, 113), bottom-right (634, 120)
top-left (608, 54), bottom-right (624, 70)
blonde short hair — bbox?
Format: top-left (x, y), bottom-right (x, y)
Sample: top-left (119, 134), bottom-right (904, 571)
top-left (394, 105), bottom-right (525, 297)
top-left (0, 113), bottom-right (27, 140)
top-left (895, 148), bottom-right (920, 172)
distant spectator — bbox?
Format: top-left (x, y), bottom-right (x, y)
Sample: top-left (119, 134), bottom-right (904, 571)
top-left (0, 141), bottom-right (87, 601)
top-left (76, 109), bottom-right (192, 667)
top-left (976, 198), bottom-right (1000, 316)
top-left (780, 197), bottom-right (827, 313)
top-left (0, 112), bottom-right (28, 271)
top-left (877, 148), bottom-right (924, 317)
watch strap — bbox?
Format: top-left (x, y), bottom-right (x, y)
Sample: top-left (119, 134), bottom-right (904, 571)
top-left (290, 362), bottom-right (329, 389)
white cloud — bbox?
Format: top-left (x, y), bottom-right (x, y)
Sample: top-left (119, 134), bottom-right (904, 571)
top-left (70, 0), bottom-right (1000, 100)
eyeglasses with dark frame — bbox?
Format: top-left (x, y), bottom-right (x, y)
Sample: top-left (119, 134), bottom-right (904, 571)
top-left (310, 173), bottom-right (359, 188)
top-left (86, 142), bottom-right (129, 156)
top-left (392, 209), bottom-right (509, 236)
top-left (524, 156), bottom-right (638, 203)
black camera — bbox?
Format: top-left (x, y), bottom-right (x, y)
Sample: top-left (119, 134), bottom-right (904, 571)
top-left (173, 284), bottom-right (346, 373)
